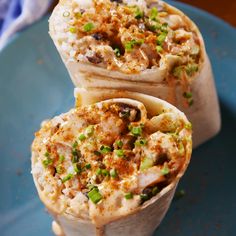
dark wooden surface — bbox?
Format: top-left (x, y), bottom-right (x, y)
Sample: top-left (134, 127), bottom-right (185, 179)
top-left (50, 0), bottom-right (236, 27)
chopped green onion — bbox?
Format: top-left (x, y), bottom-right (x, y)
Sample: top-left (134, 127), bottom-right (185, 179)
top-left (152, 186), bottom-right (159, 196)
top-left (72, 141), bottom-right (78, 149)
top-left (125, 39), bottom-right (144, 51)
top-left (161, 166), bottom-right (170, 175)
top-left (130, 126), bottom-right (142, 136)
top-left (42, 157), bottom-right (53, 168)
top-left (101, 169), bottom-right (110, 176)
top-left (185, 63), bottom-right (198, 76)
top-left (56, 165), bottom-right (64, 174)
top-left (100, 145), bottom-right (112, 154)
top-left (178, 142), bottom-right (185, 156)
top-left (185, 122), bottom-right (192, 130)
top-left (114, 48), bottom-right (121, 57)
top-left (71, 149), bottom-right (81, 163)
top-left (87, 184), bottom-right (97, 191)
top-left (156, 45), bottom-right (163, 52)
top-left (62, 173), bottom-right (73, 183)
top-left (135, 138), bottom-right (147, 146)
top-left (150, 7), bottom-right (158, 20)
top-left (115, 149), bottom-right (125, 157)
top-left (78, 133), bottom-right (86, 141)
top-left (94, 150), bottom-right (101, 156)
top-left (160, 23), bottom-right (168, 33)
top-left (156, 32), bottom-right (167, 46)
top-left (110, 168), bottom-right (118, 178)
top-left (44, 151), bottom-right (50, 158)
top-left (115, 140), bottom-right (123, 148)
top-left (85, 163), bottom-right (91, 169)
top-left (125, 192), bottom-right (133, 199)
top-left (119, 108), bottom-right (131, 118)
top-left (183, 92), bottom-right (193, 99)
top-left (140, 193), bottom-right (150, 202)
top-left (85, 125), bottom-right (94, 136)
top-left (188, 99), bottom-right (194, 106)
top-left (88, 188), bottom-right (102, 204)
top-left (96, 168), bottom-right (102, 175)
top-left (73, 163), bottom-right (82, 174)
top-left (134, 7), bottom-right (144, 19)
top-left (140, 157), bottom-right (154, 171)
top-left (174, 189), bottom-right (186, 200)
top-left (63, 11), bottom-right (70, 17)
top-left (173, 66), bottom-right (184, 79)
top-left (69, 27), bottom-right (76, 33)
top-left (59, 155), bottom-right (65, 163)
top-left (83, 22), bottom-right (94, 32)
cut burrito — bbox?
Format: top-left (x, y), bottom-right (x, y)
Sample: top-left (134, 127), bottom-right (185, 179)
top-left (49, 0), bottom-right (220, 147)
top-left (31, 89), bottom-right (192, 236)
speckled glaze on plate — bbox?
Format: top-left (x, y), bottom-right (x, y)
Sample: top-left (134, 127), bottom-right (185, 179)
top-left (0, 1), bottom-right (236, 236)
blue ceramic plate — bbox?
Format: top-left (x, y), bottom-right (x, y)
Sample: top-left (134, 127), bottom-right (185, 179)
top-left (0, 1), bottom-right (236, 235)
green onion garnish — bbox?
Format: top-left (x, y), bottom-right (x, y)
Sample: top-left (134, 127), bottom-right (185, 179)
top-left (156, 45), bottom-right (163, 52)
top-left (88, 188), bottom-right (102, 204)
top-left (174, 189), bottom-right (186, 200)
top-left (100, 145), bottom-right (112, 154)
top-left (69, 27), bottom-right (76, 33)
top-left (72, 141), bottom-right (78, 149)
top-left (135, 138), bottom-right (147, 146)
top-left (115, 149), bottom-right (125, 157)
top-left (78, 133), bottom-right (86, 141)
top-left (178, 142), bottom-right (185, 156)
top-left (160, 23), bottom-right (168, 33)
top-left (161, 166), bottom-right (170, 175)
top-left (83, 22), bottom-right (94, 32)
top-left (85, 125), bottom-right (94, 136)
top-left (125, 192), bottom-right (133, 199)
top-left (56, 165), bottom-right (64, 174)
top-left (73, 163), bottom-right (82, 174)
top-left (62, 173), bottom-right (73, 183)
top-left (152, 186), bottom-right (159, 196)
top-left (101, 169), bottom-right (110, 176)
top-left (114, 48), bottom-right (121, 57)
top-left (183, 92), bottom-right (193, 99)
top-left (94, 150), bottom-right (101, 156)
top-left (140, 157), bottom-right (154, 171)
top-left (150, 7), bottom-right (158, 20)
top-left (173, 66), bottom-right (184, 79)
top-left (71, 149), bottom-right (81, 163)
top-left (85, 163), bottom-right (91, 169)
top-left (130, 126), bottom-right (142, 136)
top-left (59, 155), bottom-right (65, 163)
top-left (44, 151), bottom-right (50, 158)
top-left (134, 7), bottom-right (144, 19)
top-left (186, 63), bottom-right (198, 76)
top-left (110, 168), bottom-right (118, 178)
top-left (124, 39), bottom-right (144, 51)
top-left (42, 157), bottom-right (53, 168)
top-left (156, 32), bottom-right (167, 46)
top-left (115, 140), bottom-right (123, 149)
top-left (140, 193), bottom-right (150, 202)
top-left (185, 122), bottom-right (192, 130)
top-left (96, 168), bottom-right (102, 175)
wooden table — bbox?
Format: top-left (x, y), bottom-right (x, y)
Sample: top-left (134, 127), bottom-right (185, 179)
top-left (178, 0), bottom-right (236, 27)
top-left (50, 0), bottom-right (236, 27)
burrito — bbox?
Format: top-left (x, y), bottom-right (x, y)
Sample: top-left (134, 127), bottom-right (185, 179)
top-left (49, 0), bottom-right (220, 147)
top-left (31, 89), bottom-right (192, 236)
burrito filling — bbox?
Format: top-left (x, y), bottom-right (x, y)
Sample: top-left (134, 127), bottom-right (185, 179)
top-left (53, 0), bottom-right (201, 105)
top-left (32, 99), bottom-right (191, 221)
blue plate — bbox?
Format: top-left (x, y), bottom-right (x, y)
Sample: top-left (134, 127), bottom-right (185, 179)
top-left (0, 1), bottom-right (236, 235)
